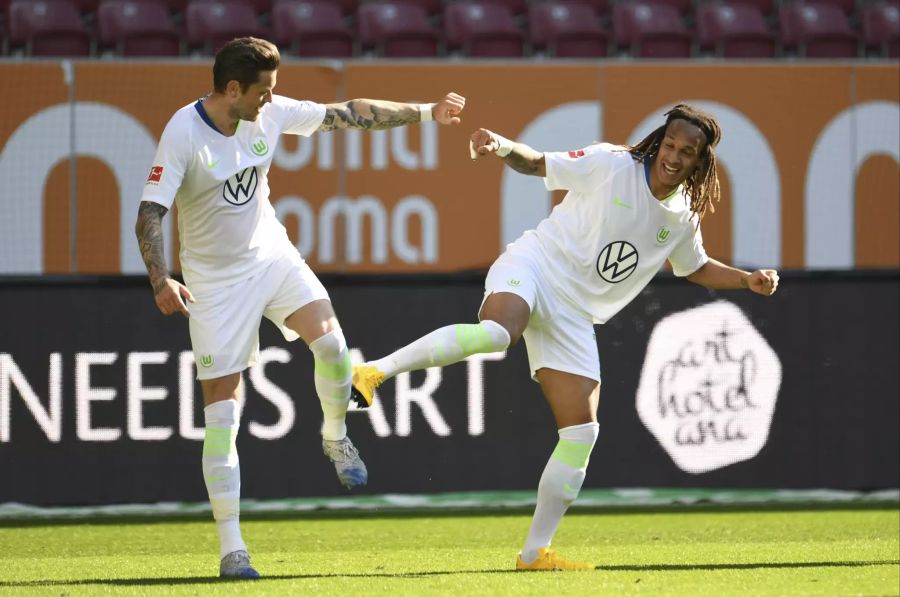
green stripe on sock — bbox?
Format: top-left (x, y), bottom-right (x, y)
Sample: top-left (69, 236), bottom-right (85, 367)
top-left (315, 352), bottom-right (351, 381)
top-left (203, 427), bottom-right (235, 457)
top-left (455, 324), bottom-right (491, 354)
top-left (551, 440), bottom-right (592, 469)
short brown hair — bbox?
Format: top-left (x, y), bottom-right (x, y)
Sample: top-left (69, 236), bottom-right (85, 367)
top-left (213, 37), bottom-right (280, 93)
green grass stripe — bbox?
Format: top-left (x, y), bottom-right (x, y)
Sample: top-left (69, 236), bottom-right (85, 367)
top-left (315, 352), bottom-right (352, 381)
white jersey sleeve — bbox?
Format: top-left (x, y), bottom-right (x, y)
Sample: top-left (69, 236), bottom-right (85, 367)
top-left (543, 142), bottom-right (623, 195)
top-left (668, 221), bottom-right (709, 277)
top-left (140, 113), bottom-right (192, 209)
top-left (268, 95), bottom-right (326, 136)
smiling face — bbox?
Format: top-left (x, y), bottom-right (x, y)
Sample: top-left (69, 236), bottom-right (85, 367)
top-left (652, 118), bottom-right (706, 192)
top-left (229, 70), bottom-right (276, 122)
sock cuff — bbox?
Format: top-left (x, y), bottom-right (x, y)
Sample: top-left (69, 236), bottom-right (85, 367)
top-left (204, 399), bottom-right (240, 427)
top-left (310, 329), bottom-right (348, 361)
top-left (479, 319), bottom-right (511, 351)
top-left (558, 422), bottom-right (599, 444)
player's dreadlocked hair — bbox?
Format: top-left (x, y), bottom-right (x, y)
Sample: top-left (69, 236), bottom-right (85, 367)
top-left (627, 104), bottom-right (722, 221)
top-left (213, 37), bottom-right (281, 93)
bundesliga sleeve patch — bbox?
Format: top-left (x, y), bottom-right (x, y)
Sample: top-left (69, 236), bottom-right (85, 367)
top-left (146, 165), bottom-right (164, 185)
top-left (568, 149), bottom-right (585, 158)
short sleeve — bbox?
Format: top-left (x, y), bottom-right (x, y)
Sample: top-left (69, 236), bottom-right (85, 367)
top-left (669, 222), bottom-right (709, 277)
top-left (140, 115), bottom-right (190, 209)
top-left (270, 95), bottom-right (326, 136)
top-left (543, 142), bottom-right (622, 195)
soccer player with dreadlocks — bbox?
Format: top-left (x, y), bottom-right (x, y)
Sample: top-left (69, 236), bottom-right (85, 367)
top-left (351, 104), bottom-right (779, 571)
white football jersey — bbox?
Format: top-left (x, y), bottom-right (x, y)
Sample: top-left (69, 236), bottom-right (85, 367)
top-left (510, 143), bottom-right (708, 325)
top-left (140, 95), bottom-right (326, 290)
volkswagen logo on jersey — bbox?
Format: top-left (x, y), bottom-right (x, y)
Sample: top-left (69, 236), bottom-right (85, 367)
top-left (223, 166), bottom-right (258, 206)
top-left (596, 241), bottom-right (638, 283)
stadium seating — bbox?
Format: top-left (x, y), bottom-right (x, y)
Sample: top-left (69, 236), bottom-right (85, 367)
top-left (185, 0), bottom-right (265, 54)
top-left (444, 2), bottom-right (524, 57)
top-left (358, 2), bottom-right (440, 57)
top-left (779, 2), bottom-right (858, 58)
top-left (361, 0), bottom-right (444, 16)
top-left (272, 1), bottom-right (353, 57)
top-left (696, 2), bottom-right (776, 58)
top-left (612, 2), bottom-right (692, 58)
top-left (7, 0), bottom-right (92, 56)
top-left (861, 1), bottom-right (900, 57)
top-left (468, 0), bottom-right (529, 17)
top-left (529, 2), bottom-right (608, 57)
top-left (552, 0), bottom-right (609, 16)
top-left (795, 0), bottom-right (856, 16)
top-left (725, 0), bottom-right (777, 18)
top-left (98, 1), bottom-right (181, 56)
top-left (643, 0), bottom-right (693, 17)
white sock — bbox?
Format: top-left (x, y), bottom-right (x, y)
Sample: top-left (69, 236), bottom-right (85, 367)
top-left (370, 320), bottom-right (510, 379)
top-left (520, 422), bottom-right (599, 564)
top-left (203, 399), bottom-right (247, 559)
top-left (310, 329), bottom-right (352, 441)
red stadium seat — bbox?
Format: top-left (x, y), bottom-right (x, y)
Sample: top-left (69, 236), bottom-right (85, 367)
top-left (612, 2), bottom-right (692, 58)
top-left (272, 1), bottom-right (353, 57)
top-left (444, 2), bottom-right (524, 57)
top-left (794, 0), bottom-right (856, 16)
top-left (8, 0), bottom-right (92, 56)
top-left (779, 2), bottom-right (858, 58)
top-left (725, 0), bottom-right (777, 18)
top-left (861, 1), bottom-right (900, 58)
top-left (553, 0), bottom-right (610, 16)
top-left (98, 0), bottom-right (181, 56)
top-left (529, 2), bottom-right (608, 57)
top-left (185, 0), bottom-right (264, 54)
top-left (642, 0), bottom-right (693, 17)
top-left (358, 2), bottom-right (440, 57)
top-left (696, 2), bottom-right (776, 58)
top-left (361, 0), bottom-right (443, 17)
top-left (466, 0), bottom-right (529, 17)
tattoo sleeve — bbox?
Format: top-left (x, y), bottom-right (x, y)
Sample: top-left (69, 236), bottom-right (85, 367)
top-left (502, 145), bottom-right (546, 177)
top-left (319, 99), bottom-right (421, 132)
top-left (135, 201), bottom-right (171, 295)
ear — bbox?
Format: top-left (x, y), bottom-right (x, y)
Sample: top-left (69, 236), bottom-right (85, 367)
top-left (225, 80), bottom-right (242, 98)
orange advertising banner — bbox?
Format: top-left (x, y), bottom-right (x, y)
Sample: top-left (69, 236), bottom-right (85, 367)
top-left (0, 62), bottom-right (897, 275)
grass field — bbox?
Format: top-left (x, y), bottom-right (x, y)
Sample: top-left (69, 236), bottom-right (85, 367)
top-left (1, 506), bottom-right (897, 596)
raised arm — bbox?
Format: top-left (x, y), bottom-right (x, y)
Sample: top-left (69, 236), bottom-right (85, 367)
top-left (686, 258), bottom-right (779, 296)
top-left (319, 92), bottom-right (465, 132)
top-left (470, 128), bottom-right (546, 177)
top-left (135, 200), bottom-right (194, 317)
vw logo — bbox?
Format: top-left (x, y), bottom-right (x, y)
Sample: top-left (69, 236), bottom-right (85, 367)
top-left (596, 241), bottom-right (638, 283)
top-left (223, 166), bottom-right (258, 206)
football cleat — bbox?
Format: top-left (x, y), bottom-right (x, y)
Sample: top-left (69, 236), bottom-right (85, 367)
top-left (349, 365), bottom-right (385, 408)
top-left (515, 548), bottom-right (594, 572)
top-left (219, 550), bottom-right (260, 580)
top-left (322, 436), bottom-right (368, 489)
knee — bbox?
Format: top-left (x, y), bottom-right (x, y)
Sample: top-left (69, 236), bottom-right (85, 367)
top-left (309, 328), bottom-right (348, 362)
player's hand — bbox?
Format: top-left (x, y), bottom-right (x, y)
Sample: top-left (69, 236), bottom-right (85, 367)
top-left (469, 128), bottom-right (503, 159)
top-left (745, 269), bottom-right (779, 296)
top-left (154, 277), bottom-right (195, 317)
top-left (432, 92), bottom-right (465, 125)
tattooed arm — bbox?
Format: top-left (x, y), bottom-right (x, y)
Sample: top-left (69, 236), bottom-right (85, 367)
top-left (469, 128), bottom-right (546, 177)
top-left (135, 201), bottom-right (194, 317)
top-left (319, 92), bottom-right (466, 132)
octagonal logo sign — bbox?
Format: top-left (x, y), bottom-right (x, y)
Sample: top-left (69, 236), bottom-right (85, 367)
top-left (636, 300), bottom-right (782, 474)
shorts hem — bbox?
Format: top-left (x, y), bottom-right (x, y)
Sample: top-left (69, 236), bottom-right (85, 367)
top-left (195, 363), bottom-right (251, 381)
top-left (529, 361), bottom-right (601, 384)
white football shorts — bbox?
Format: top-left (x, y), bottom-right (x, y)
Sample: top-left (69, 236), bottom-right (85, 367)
top-left (481, 247), bottom-right (601, 383)
top-left (188, 250), bottom-right (329, 380)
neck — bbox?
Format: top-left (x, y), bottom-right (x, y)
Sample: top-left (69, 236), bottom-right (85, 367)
top-left (202, 94), bottom-right (240, 136)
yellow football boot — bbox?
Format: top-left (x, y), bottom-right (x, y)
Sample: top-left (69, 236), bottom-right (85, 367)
top-left (516, 548), bottom-right (594, 572)
top-left (350, 365), bottom-right (385, 408)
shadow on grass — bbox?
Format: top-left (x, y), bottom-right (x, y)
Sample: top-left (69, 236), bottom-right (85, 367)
top-left (2, 560), bottom-right (898, 588)
top-left (2, 501), bottom-right (898, 529)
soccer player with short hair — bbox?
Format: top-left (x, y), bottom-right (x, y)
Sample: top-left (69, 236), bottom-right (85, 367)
top-left (351, 105), bottom-right (779, 571)
top-left (135, 37), bottom-right (465, 579)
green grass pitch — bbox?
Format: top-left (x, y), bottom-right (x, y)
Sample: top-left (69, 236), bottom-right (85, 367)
top-left (1, 507), bottom-right (897, 596)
